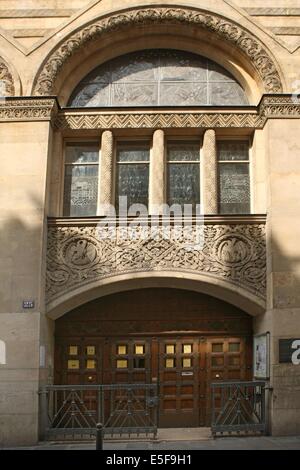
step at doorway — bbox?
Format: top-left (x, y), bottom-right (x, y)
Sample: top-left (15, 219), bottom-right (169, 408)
top-left (157, 427), bottom-right (212, 441)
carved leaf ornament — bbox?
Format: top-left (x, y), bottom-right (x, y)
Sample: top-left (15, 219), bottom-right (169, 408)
top-left (33, 7), bottom-right (282, 96)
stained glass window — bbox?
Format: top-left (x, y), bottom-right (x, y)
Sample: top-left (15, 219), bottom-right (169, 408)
top-left (63, 144), bottom-right (99, 216)
top-left (116, 143), bottom-right (150, 210)
top-left (167, 142), bottom-right (200, 210)
top-left (218, 141), bottom-right (250, 214)
top-left (69, 50), bottom-right (248, 107)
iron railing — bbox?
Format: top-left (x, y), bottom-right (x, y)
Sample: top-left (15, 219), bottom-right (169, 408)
top-left (39, 384), bottom-right (158, 440)
top-left (211, 381), bottom-right (267, 435)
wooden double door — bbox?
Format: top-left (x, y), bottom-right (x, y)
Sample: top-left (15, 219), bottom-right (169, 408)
top-left (55, 335), bottom-right (252, 427)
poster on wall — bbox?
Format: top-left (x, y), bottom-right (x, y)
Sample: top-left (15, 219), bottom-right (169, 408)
top-left (253, 333), bottom-right (270, 380)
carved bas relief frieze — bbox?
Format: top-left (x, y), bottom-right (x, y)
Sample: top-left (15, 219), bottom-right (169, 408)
top-left (55, 111), bottom-right (264, 130)
top-left (0, 98), bottom-right (58, 121)
top-left (46, 222), bottom-right (266, 306)
top-left (32, 7), bottom-right (283, 96)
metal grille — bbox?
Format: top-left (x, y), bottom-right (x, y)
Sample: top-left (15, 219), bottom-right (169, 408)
top-left (40, 384), bottom-right (158, 440)
top-left (211, 381), bottom-right (267, 435)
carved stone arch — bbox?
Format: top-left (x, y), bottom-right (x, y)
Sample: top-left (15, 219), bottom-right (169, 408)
top-left (0, 56), bottom-right (16, 96)
top-left (32, 6), bottom-right (283, 98)
top-left (46, 272), bottom-right (265, 321)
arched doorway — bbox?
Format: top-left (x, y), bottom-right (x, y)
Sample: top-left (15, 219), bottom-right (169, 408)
top-left (54, 288), bottom-right (253, 427)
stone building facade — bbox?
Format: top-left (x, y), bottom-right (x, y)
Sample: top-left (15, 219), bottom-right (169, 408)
top-left (0, 0), bottom-right (300, 446)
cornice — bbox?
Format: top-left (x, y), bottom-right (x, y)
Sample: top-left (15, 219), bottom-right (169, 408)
top-left (54, 109), bottom-right (263, 130)
top-left (0, 97), bottom-right (58, 121)
top-left (0, 95), bottom-right (300, 127)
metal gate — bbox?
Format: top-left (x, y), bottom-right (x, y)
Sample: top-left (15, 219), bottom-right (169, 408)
top-left (211, 381), bottom-right (267, 435)
top-left (40, 384), bottom-right (158, 440)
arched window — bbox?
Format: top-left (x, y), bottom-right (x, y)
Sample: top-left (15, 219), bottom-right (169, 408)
top-left (68, 49), bottom-right (248, 107)
top-left (63, 50), bottom-right (251, 217)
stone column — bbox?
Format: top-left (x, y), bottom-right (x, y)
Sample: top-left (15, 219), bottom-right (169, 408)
top-left (98, 130), bottom-right (114, 215)
top-left (149, 129), bottom-right (165, 215)
top-left (202, 129), bottom-right (218, 214)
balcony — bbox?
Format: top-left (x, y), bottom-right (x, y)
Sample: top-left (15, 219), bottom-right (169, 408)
top-left (46, 215), bottom-right (266, 312)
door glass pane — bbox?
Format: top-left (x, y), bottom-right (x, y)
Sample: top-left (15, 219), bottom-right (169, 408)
top-left (68, 360), bottom-right (79, 369)
top-left (117, 359), bottom-right (128, 368)
top-left (86, 359), bottom-right (96, 369)
top-left (117, 345), bottom-right (127, 355)
top-left (229, 343), bottom-right (240, 352)
top-left (182, 358), bottom-right (192, 368)
top-left (63, 164), bottom-right (98, 216)
top-left (134, 357), bottom-right (146, 369)
top-left (166, 345), bottom-right (175, 354)
top-left (135, 345), bottom-right (145, 355)
top-left (212, 343), bottom-right (223, 353)
top-left (183, 344), bottom-right (192, 354)
top-left (69, 346), bottom-right (78, 356)
top-left (165, 358), bottom-right (175, 368)
top-left (219, 163), bottom-right (250, 214)
top-left (86, 346), bottom-right (95, 355)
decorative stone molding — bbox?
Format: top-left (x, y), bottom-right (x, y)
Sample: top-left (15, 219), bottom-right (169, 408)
top-left (46, 219), bottom-right (266, 305)
top-left (245, 8), bottom-right (300, 16)
top-left (259, 95), bottom-right (300, 118)
top-left (32, 6), bottom-right (283, 96)
top-left (55, 111), bottom-right (263, 129)
top-left (0, 97), bottom-right (58, 121)
top-left (0, 58), bottom-right (15, 96)
top-left (1, 95), bottom-right (300, 125)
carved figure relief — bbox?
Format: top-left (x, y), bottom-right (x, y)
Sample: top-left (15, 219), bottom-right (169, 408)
top-left (47, 224), bottom-right (266, 304)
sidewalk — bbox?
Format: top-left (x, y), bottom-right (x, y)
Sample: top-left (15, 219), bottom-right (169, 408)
top-left (3, 431), bottom-right (300, 450)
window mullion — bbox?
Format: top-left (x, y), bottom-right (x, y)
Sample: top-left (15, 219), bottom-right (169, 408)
top-left (149, 129), bottom-right (165, 215)
top-left (202, 129), bottom-right (218, 215)
top-left (98, 130), bottom-right (114, 216)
